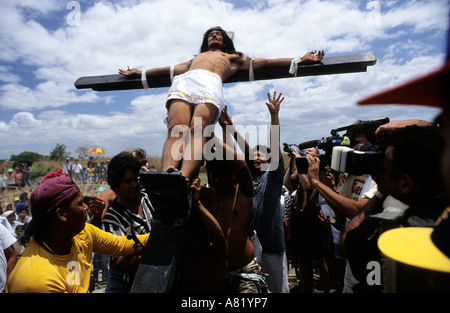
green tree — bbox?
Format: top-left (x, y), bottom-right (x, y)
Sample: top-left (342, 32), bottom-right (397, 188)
top-left (49, 143), bottom-right (70, 161)
top-left (10, 151), bottom-right (44, 163)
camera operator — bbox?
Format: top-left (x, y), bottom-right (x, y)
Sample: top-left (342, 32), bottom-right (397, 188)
top-left (305, 120), bottom-right (387, 293)
top-left (293, 167), bottom-right (332, 293)
top-left (355, 18), bottom-right (450, 292)
top-left (341, 124), bottom-right (446, 292)
top-left (306, 120), bottom-right (383, 220)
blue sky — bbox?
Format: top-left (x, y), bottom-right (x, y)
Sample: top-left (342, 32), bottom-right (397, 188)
top-left (0, 0), bottom-right (448, 160)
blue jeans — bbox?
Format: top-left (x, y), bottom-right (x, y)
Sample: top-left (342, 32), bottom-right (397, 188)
top-left (92, 253), bottom-right (109, 283)
top-left (105, 267), bottom-right (133, 293)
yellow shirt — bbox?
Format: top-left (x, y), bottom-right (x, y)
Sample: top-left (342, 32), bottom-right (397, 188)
top-left (6, 223), bottom-right (149, 293)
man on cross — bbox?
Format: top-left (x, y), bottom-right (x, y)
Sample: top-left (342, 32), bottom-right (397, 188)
top-left (120, 26), bottom-right (324, 181)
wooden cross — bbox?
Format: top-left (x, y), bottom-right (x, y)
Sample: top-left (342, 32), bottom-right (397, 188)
top-left (75, 54), bottom-right (376, 91)
top-left (75, 53), bottom-right (376, 293)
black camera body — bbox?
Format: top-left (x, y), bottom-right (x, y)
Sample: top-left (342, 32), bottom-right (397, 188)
top-left (316, 136), bottom-right (352, 155)
top-left (287, 118), bottom-right (389, 175)
top-left (283, 143), bottom-right (305, 157)
top-left (331, 144), bottom-right (383, 176)
top-left (295, 155), bottom-right (330, 174)
top-left (293, 136), bottom-right (351, 174)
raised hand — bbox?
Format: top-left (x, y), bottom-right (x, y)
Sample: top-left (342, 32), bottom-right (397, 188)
top-left (266, 91), bottom-right (284, 115)
top-left (190, 176), bottom-right (202, 204)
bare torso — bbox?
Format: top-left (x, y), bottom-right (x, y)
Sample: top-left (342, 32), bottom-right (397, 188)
top-left (189, 50), bottom-right (247, 82)
top-left (200, 180), bottom-right (255, 270)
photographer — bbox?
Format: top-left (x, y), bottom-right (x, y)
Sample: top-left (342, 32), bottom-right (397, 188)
top-left (290, 148), bottom-right (332, 293)
top-left (356, 15), bottom-right (450, 291)
top-left (342, 125), bottom-right (446, 292)
top-left (305, 120), bottom-right (387, 293)
top-left (305, 121), bottom-right (382, 220)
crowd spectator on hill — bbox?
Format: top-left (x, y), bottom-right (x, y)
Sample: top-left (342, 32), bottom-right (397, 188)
top-left (98, 161), bottom-right (108, 183)
top-left (16, 203), bottom-right (32, 226)
top-left (87, 162), bottom-right (96, 183)
top-left (72, 159), bottom-right (83, 183)
top-left (3, 211), bottom-right (22, 237)
top-left (21, 161), bottom-right (32, 187)
top-left (0, 223), bottom-right (17, 292)
top-left (81, 167), bottom-right (88, 184)
top-left (62, 158), bottom-right (73, 178)
top-left (87, 156), bottom-right (95, 168)
top-left (11, 167), bottom-right (23, 188)
top-left (0, 168), bottom-right (7, 191)
top-left (6, 169), bottom-right (15, 190)
top-left (0, 211), bottom-right (15, 238)
top-left (12, 223), bottom-right (29, 257)
top-left (18, 192), bottom-right (30, 208)
top-left (3, 203), bottom-right (13, 214)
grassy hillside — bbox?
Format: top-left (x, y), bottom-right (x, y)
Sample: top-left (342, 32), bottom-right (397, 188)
top-left (0, 156), bottom-right (209, 210)
top-left (1, 154), bottom-right (290, 211)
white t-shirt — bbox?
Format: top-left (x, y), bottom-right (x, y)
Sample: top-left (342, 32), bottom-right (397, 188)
top-left (72, 163), bottom-right (83, 174)
top-left (0, 223), bottom-right (17, 292)
top-left (338, 174), bottom-right (377, 201)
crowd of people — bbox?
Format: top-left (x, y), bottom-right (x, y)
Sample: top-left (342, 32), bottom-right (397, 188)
top-left (0, 156), bottom-right (113, 192)
top-left (2, 94), bottom-right (449, 294)
top-left (1, 25), bottom-right (449, 294)
top-left (0, 161), bottom-right (33, 191)
top-left (62, 156), bottom-right (109, 185)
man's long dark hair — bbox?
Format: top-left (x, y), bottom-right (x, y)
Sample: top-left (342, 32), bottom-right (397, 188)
top-left (200, 26), bottom-right (242, 55)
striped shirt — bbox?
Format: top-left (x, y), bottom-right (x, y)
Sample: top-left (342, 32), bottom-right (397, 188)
top-left (102, 190), bottom-right (154, 237)
top-left (250, 157), bottom-right (285, 254)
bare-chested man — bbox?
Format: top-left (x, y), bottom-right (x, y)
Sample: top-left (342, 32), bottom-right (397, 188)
top-left (120, 26), bottom-right (324, 181)
top-left (173, 107), bottom-right (266, 293)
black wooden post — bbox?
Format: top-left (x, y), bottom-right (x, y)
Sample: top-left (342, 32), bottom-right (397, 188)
top-left (131, 171), bottom-right (191, 293)
top-left (74, 54), bottom-right (376, 92)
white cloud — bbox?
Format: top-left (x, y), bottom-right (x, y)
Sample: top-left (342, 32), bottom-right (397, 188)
top-left (0, 0), bottom-right (448, 159)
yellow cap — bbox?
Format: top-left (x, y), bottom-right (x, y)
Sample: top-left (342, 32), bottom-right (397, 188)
top-left (378, 227), bottom-right (450, 273)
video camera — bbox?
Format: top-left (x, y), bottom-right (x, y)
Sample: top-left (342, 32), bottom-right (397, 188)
top-left (288, 117), bottom-right (389, 175)
top-left (330, 143), bottom-right (383, 176)
top-left (282, 143), bottom-right (305, 157)
top-left (291, 137), bottom-right (351, 174)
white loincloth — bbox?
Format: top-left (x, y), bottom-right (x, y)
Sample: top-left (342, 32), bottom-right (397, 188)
top-left (165, 69), bottom-right (224, 124)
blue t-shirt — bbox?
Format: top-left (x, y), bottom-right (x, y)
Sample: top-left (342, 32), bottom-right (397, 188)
top-left (250, 157), bottom-right (285, 254)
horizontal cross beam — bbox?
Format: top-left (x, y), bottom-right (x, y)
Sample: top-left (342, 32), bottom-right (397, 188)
top-left (74, 53), bottom-right (376, 92)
